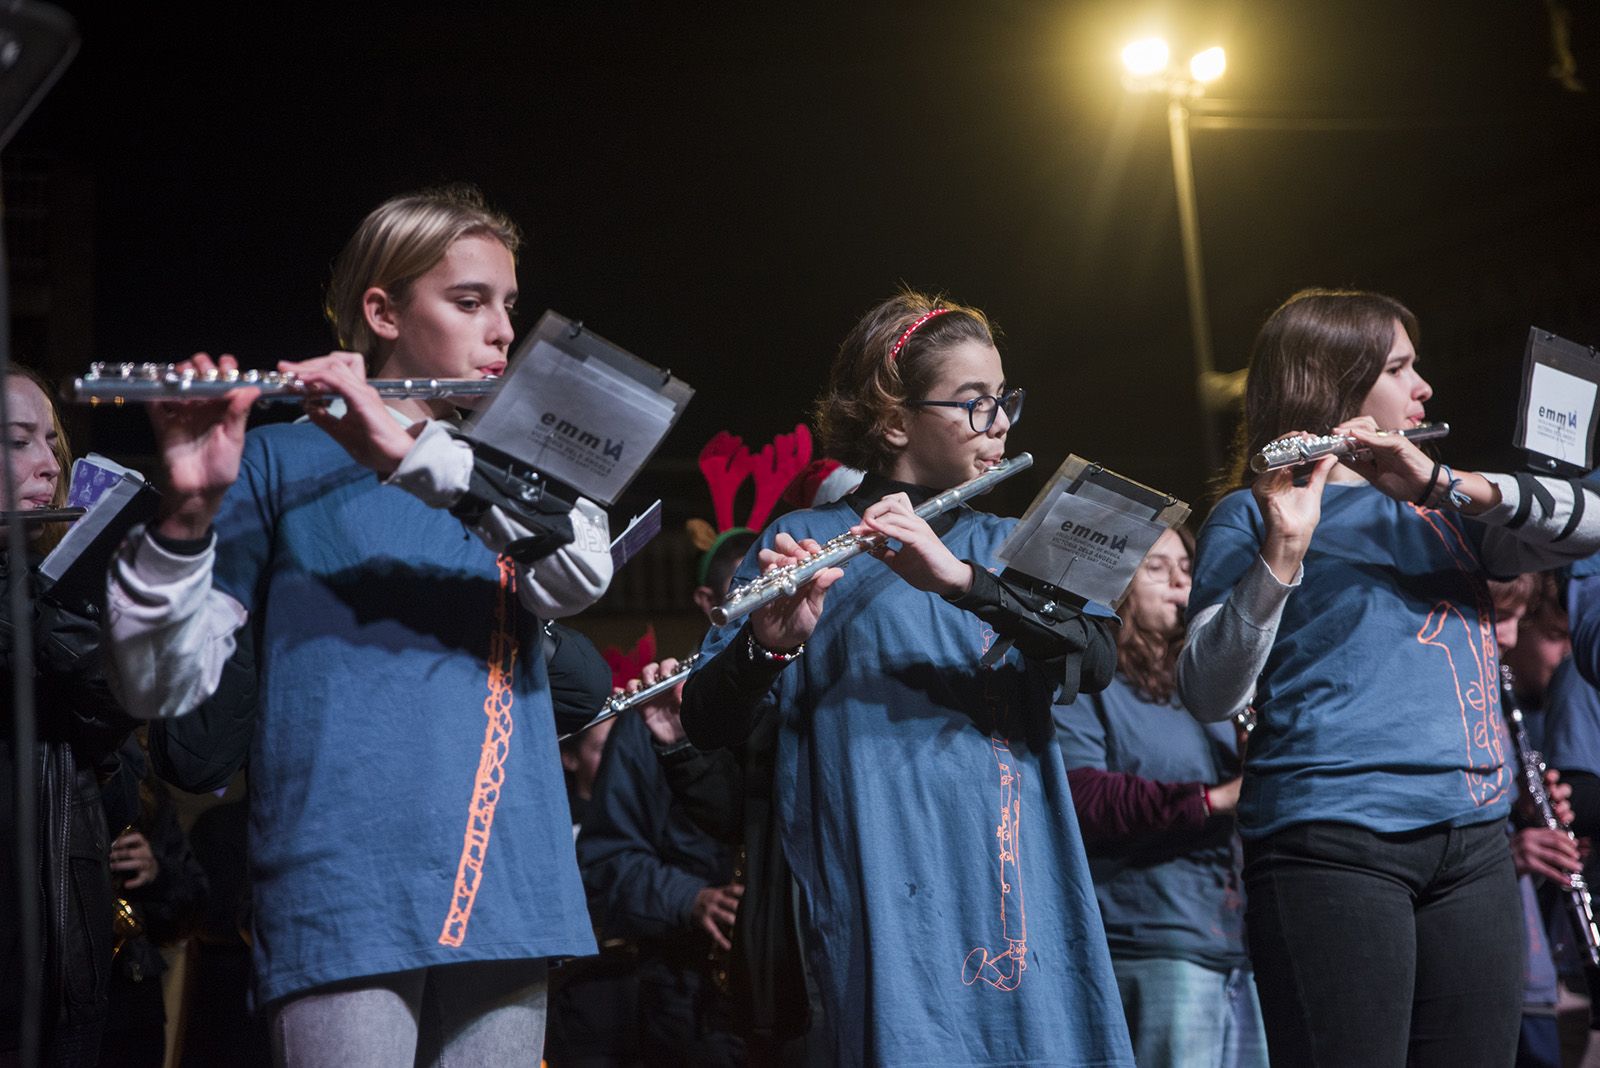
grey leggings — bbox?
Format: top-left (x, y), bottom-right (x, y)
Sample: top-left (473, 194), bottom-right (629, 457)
top-left (270, 959), bottom-right (548, 1068)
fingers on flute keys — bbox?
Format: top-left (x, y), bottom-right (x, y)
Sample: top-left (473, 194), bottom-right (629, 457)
top-left (628, 658), bottom-right (681, 692)
top-left (1334, 419), bottom-right (1434, 501)
top-left (148, 353), bottom-right (259, 538)
top-left (751, 533), bottom-right (840, 650)
top-left (286, 352), bottom-right (417, 477)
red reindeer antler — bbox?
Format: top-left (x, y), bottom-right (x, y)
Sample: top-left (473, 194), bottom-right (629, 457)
top-left (698, 432), bottom-right (755, 533)
top-left (746, 424), bottom-right (813, 532)
top-left (601, 627), bottom-right (658, 691)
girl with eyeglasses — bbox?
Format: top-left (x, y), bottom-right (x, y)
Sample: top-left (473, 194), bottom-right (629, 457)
top-left (1179, 288), bottom-right (1600, 1066)
top-left (678, 290), bottom-right (1135, 1066)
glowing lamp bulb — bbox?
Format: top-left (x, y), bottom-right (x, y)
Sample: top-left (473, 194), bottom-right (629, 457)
top-left (1189, 46), bottom-right (1226, 84)
top-left (1121, 37), bottom-right (1171, 78)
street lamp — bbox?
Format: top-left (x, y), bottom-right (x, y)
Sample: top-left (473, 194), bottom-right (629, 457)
top-left (1122, 39), bottom-right (1239, 472)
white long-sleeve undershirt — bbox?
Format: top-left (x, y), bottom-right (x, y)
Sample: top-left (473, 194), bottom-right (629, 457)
top-left (1177, 472), bottom-right (1600, 724)
top-left (106, 415), bottom-right (613, 720)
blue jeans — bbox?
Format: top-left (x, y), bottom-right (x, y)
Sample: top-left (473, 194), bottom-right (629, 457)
top-left (270, 959), bottom-right (548, 1068)
top-left (1111, 957), bottom-right (1268, 1068)
top-left (1517, 1013), bottom-right (1560, 1068)
top-left (1244, 819), bottom-right (1523, 1067)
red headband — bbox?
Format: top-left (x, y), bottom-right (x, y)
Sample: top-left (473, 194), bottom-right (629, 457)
top-left (888, 308), bottom-right (951, 362)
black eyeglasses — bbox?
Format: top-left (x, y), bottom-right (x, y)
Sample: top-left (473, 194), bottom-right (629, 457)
top-left (904, 387), bottom-right (1025, 433)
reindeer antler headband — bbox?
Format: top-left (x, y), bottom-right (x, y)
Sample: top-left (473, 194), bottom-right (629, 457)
top-left (690, 425), bottom-right (815, 586)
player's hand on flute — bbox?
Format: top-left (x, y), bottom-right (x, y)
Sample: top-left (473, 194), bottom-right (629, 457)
top-left (632, 657), bottom-right (688, 746)
top-left (149, 352), bottom-right (260, 541)
top-left (281, 352), bottom-right (418, 478)
top-left (749, 532), bottom-right (841, 654)
top-left (853, 492), bottom-right (973, 597)
top-left (1337, 417), bottom-right (1501, 513)
top-left (1333, 416), bottom-right (1433, 502)
top-left (1250, 433), bottom-right (1337, 584)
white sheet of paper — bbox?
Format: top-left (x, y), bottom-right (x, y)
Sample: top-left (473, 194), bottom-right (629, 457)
top-left (39, 468), bottom-right (152, 585)
top-left (1525, 362), bottom-right (1597, 466)
top-left (999, 492), bottom-right (1165, 606)
top-left (471, 340), bottom-right (677, 503)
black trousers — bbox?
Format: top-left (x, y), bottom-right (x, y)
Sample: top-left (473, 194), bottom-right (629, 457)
top-left (1243, 818), bottom-right (1524, 1068)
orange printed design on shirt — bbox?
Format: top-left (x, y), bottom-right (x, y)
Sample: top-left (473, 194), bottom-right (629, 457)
top-left (962, 613), bottom-right (1029, 990)
top-left (439, 555), bottom-right (518, 947)
top-left (962, 734), bottom-right (1029, 990)
top-left (1409, 504), bottom-right (1511, 807)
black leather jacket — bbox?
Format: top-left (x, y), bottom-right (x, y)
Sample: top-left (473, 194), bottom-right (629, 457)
top-left (0, 550), bottom-right (135, 1054)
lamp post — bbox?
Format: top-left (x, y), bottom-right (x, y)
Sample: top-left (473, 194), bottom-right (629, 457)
top-left (1122, 40), bottom-right (1237, 473)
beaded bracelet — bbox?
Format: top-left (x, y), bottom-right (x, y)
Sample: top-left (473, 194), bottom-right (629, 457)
top-left (746, 632), bottom-right (804, 663)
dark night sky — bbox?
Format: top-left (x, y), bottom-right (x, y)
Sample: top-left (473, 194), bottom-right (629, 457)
top-left (17, 0), bottom-right (1600, 517)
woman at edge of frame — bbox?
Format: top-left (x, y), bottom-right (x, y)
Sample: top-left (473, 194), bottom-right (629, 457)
top-left (103, 186), bottom-right (613, 1066)
top-left (2, 365), bottom-right (136, 1065)
top-left (1178, 287), bottom-right (1600, 1067)
top-left (678, 290), bottom-right (1136, 1067)
top-left (1055, 523), bottom-right (1268, 1068)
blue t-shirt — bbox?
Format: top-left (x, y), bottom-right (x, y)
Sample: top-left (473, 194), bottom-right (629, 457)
top-left (1568, 553), bottom-right (1600, 689)
top-left (1565, 469), bottom-right (1600, 683)
top-left (216, 423), bottom-right (594, 1006)
top-left (1545, 658), bottom-right (1600, 782)
top-left (1055, 675), bottom-right (1246, 971)
top-left (1189, 484), bottom-right (1513, 838)
top-left (698, 499), bottom-right (1134, 1068)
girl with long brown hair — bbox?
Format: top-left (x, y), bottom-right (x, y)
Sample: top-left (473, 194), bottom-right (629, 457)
top-left (1180, 287), bottom-right (1600, 1066)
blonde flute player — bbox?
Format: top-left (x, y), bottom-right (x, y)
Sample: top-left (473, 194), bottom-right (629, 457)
top-left (106, 188), bottom-right (611, 1066)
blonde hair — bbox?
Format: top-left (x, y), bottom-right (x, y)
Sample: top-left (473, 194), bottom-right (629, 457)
top-left (323, 185), bottom-right (521, 366)
top-left (6, 365), bottom-right (72, 551)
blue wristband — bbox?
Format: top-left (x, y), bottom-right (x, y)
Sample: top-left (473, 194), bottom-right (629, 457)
top-left (1440, 464), bottom-right (1471, 509)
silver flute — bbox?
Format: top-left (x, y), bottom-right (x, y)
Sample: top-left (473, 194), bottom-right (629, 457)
top-left (1250, 421), bottom-right (1450, 473)
top-left (68, 362), bottom-right (500, 405)
top-left (558, 653), bottom-right (702, 742)
top-left (711, 452), bottom-right (1034, 627)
